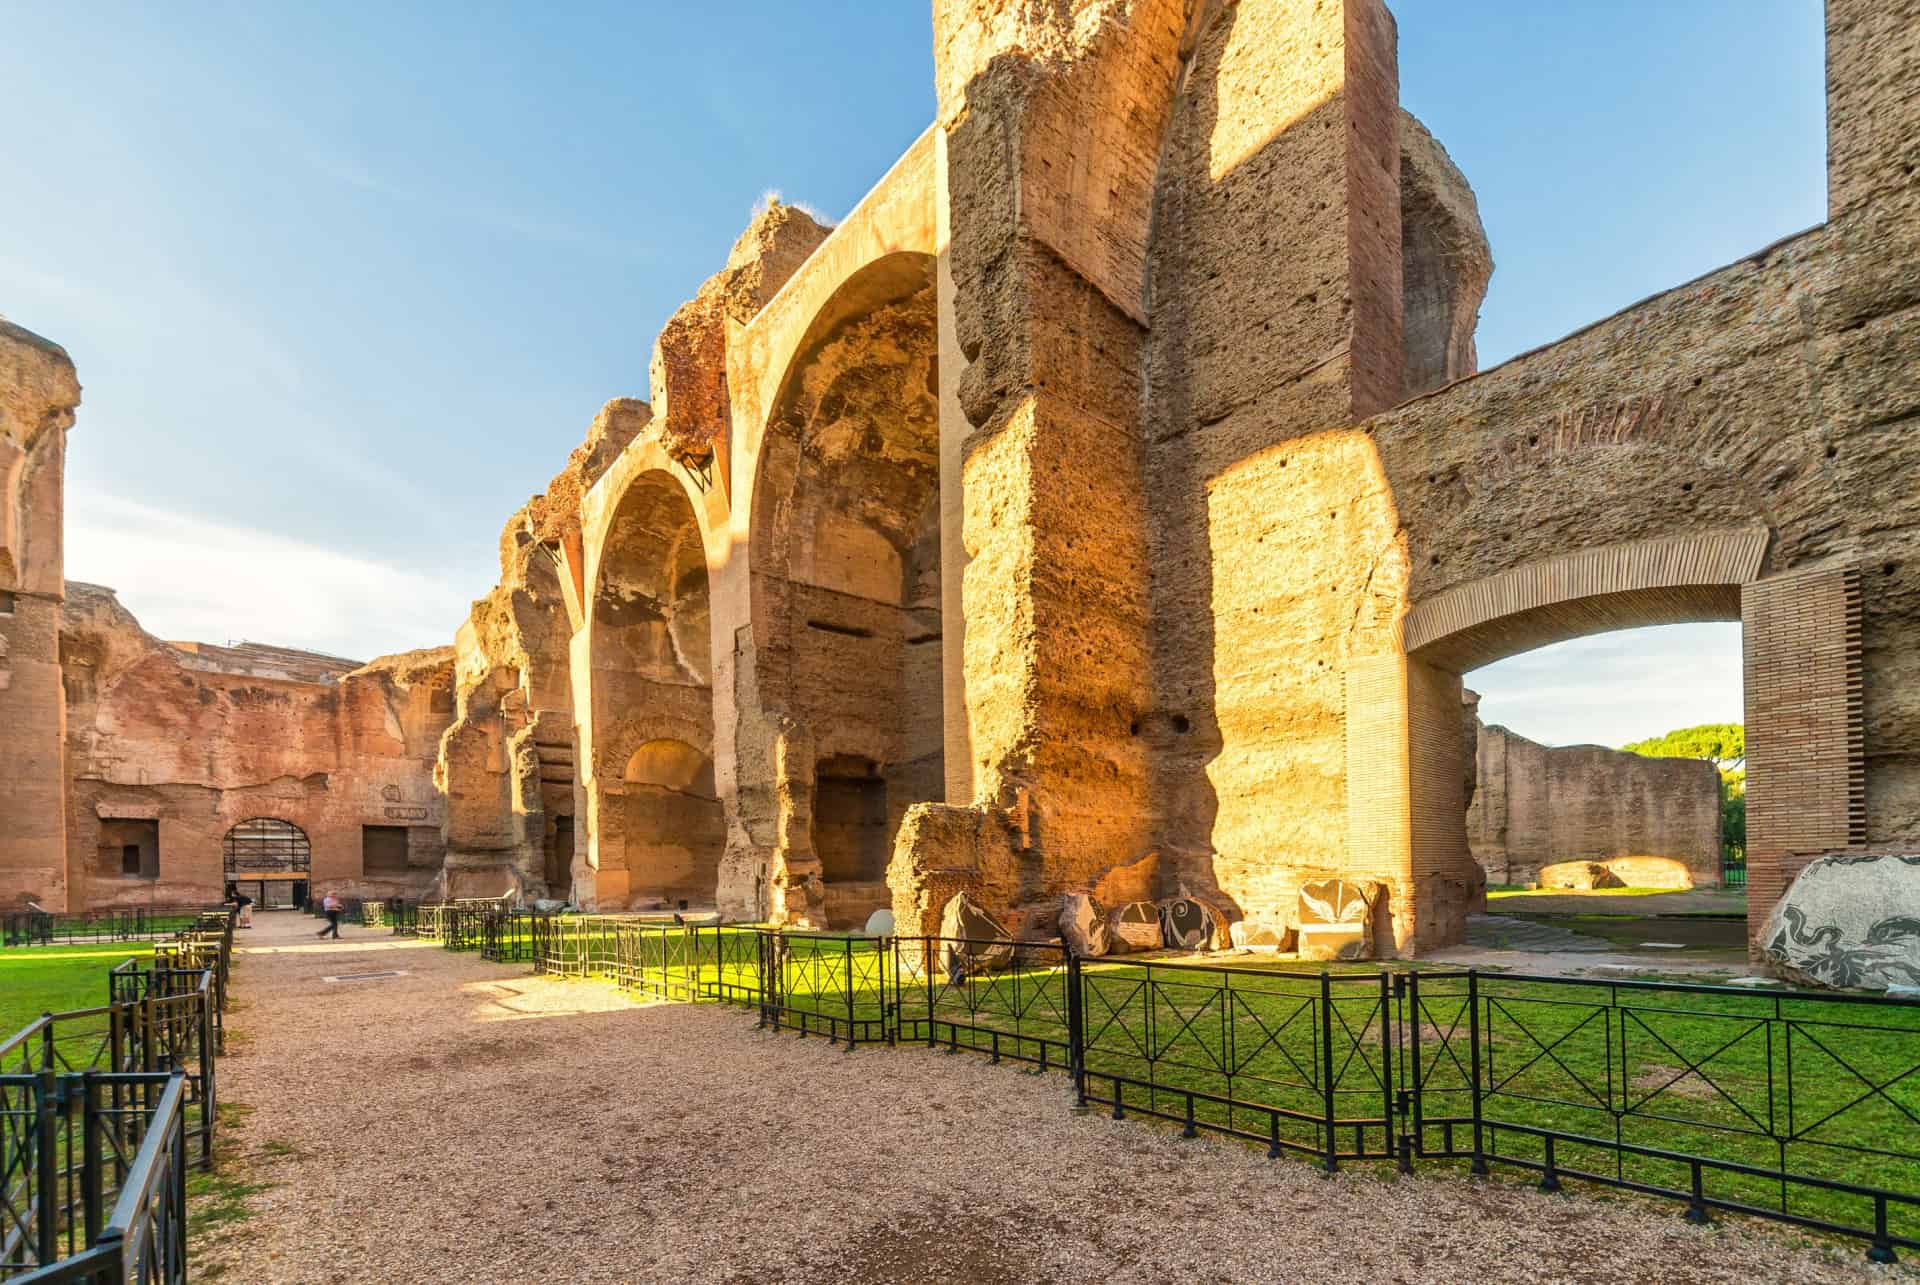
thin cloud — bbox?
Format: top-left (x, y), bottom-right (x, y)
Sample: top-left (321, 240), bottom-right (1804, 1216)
top-left (64, 489), bottom-right (472, 662)
top-left (1467, 623), bottom-right (1744, 748)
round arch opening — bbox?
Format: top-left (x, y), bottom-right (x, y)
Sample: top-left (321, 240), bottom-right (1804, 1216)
top-left (589, 470), bottom-right (721, 910)
top-left (750, 251), bottom-right (945, 927)
top-left (223, 817), bottom-right (312, 910)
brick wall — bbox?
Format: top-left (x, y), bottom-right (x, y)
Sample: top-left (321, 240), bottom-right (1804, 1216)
top-left (1743, 566), bottom-right (1866, 946)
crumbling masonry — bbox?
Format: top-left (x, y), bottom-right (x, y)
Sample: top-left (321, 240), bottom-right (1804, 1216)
top-left (3, 0), bottom-right (1917, 958)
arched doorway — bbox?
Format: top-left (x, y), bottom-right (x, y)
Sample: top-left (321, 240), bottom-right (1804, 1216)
top-left (586, 469), bottom-right (720, 909)
top-left (223, 817), bottom-right (312, 910)
top-left (750, 251), bottom-right (944, 927)
top-left (1396, 531), bottom-right (1863, 955)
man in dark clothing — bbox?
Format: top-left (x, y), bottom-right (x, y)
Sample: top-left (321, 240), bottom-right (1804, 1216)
top-left (317, 891), bottom-right (343, 939)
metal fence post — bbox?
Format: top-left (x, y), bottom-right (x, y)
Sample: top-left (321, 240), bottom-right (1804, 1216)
top-left (1320, 972), bottom-right (1338, 1174)
top-left (1067, 950), bottom-right (1087, 1112)
top-left (1405, 971), bottom-right (1424, 1167)
top-left (81, 1072), bottom-right (104, 1245)
top-left (1467, 969), bottom-right (1488, 1177)
top-left (35, 1069), bottom-right (58, 1265)
top-left (924, 936), bottom-right (937, 1049)
top-left (843, 936), bottom-right (857, 1052)
top-left (200, 984), bottom-right (217, 1167)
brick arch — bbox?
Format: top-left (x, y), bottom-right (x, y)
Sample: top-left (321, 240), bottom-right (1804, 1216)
top-left (1391, 524), bottom-right (1864, 961)
top-left (1403, 528), bottom-right (1768, 673)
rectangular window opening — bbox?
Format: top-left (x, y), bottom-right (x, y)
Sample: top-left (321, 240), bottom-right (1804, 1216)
top-left (99, 819), bottom-right (159, 879)
top-left (362, 825), bottom-right (411, 874)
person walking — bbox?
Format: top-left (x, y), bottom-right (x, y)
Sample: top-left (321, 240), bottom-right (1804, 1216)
top-left (317, 890), bottom-right (343, 939)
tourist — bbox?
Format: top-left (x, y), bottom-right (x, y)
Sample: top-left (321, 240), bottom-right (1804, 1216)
top-left (317, 890), bottom-right (343, 939)
top-left (224, 882), bottom-right (254, 929)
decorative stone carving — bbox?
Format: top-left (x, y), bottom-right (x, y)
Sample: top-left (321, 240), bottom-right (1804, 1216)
top-left (1158, 897), bottom-right (1223, 951)
top-left (1058, 893), bottom-right (1110, 958)
top-left (1297, 880), bottom-right (1381, 961)
top-left (1229, 919), bottom-right (1291, 952)
top-left (1762, 853), bottom-right (1920, 991)
top-left (938, 891), bottom-right (1013, 979)
top-left (1108, 901), bottom-right (1162, 953)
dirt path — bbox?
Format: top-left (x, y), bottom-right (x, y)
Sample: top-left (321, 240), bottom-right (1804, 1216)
top-left (202, 912), bottom-right (1895, 1284)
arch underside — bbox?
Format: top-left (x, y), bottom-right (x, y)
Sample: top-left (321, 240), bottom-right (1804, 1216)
top-left (590, 470), bottom-right (721, 908)
top-left (752, 253), bottom-right (945, 927)
top-left (1405, 528), bottom-right (1767, 672)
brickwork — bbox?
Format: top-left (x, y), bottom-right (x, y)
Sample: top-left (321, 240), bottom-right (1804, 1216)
top-left (1466, 721), bottom-right (1722, 889)
top-left (1743, 567), bottom-right (1866, 947)
top-left (7, 0), bottom-right (1919, 957)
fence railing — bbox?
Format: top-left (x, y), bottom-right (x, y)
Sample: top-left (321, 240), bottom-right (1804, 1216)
top-left (2, 909), bottom-right (223, 950)
top-left (8, 1073), bottom-right (190, 1285)
top-left (497, 921), bottom-right (1920, 1262)
top-left (1, 908), bottom-right (234, 1280)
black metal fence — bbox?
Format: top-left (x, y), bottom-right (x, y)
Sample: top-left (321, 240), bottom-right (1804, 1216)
top-left (2, 909), bottom-right (220, 950)
top-left (1, 909), bottom-right (234, 1280)
top-left (496, 920), bottom-right (1920, 1262)
top-left (1721, 847), bottom-right (1748, 890)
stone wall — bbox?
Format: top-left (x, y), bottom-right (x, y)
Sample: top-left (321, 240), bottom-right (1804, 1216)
top-left (1465, 716), bottom-right (1722, 888)
top-left (6, 0), bottom-right (1917, 955)
top-left (0, 320), bottom-right (79, 908)
top-left (60, 583), bottom-right (453, 908)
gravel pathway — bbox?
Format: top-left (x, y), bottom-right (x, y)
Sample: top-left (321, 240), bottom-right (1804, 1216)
top-left (200, 913), bottom-right (1900, 1284)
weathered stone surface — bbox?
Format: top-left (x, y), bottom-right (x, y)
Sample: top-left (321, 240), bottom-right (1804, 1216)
top-left (1109, 901), bottom-right (1163, 953)
top-left (1058, 892), bottom-right (1111, 958)
top-left (652, 203), bottom-right (830, 472)
top-left (1537, 862), bottom-right (1621, 891)
top-left (938, 890), bottom-right (1013, 977)
top-left (1158, 897), bottom-right (1224, 951)
top-left (60, 583), bottom-right (453, 908)
top-left (1229, 919), bottom-right (1291, 953)
top-left (1467, 715), bottom-right (1720, 889)
top-left (1399, 110), bottom-right (1491, 398)
top-left (1762, 853), bottom-right (1920, 990)
top-left (1297, 880), bottom-right (1381, 961)
top-left (862, 908), bottom-right (896, 937)
top-left (0, 320), bottom-right (78, 909)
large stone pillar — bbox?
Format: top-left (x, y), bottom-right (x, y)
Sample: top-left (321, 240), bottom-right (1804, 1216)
top-left (0, 321), bottom-right (79, 911)
top-left (1826, 0), bottom-right (1920, 219)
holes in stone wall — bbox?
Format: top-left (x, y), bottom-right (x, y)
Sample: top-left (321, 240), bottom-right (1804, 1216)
top-left (0, 590), bottom-right (14, 615)
top-left (806, 619), bottom-right (874, 639)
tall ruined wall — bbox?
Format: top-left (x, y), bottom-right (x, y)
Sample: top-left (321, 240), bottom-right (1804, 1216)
top-left (1467, 720), bottom-right (1721, 888)
top-left (436, 398), bottom-right (646, 901)
top-left (60, 583), bottom-right (453, 907)
top-left (0, 320), bottom-right (80, 908)
top-left (1141, 2), bottom-right (1497, 951)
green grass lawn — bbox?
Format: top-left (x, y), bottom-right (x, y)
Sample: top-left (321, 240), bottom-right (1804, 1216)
top-left (524, 923), bottom-right (1920, 1242)
top-left (0, 941), bottom-right (153, 1038)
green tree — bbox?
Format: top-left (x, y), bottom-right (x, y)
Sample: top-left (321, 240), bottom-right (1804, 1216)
top-left (1622, 723), bottom-right (1746, 867)
top-left (1619, 722), bottom-right (1744, 770)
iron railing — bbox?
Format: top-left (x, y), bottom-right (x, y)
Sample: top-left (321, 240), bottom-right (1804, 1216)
top-left (2, 910), bottom-right (221, 950)
top-left (503, 922), bottom-right (1920, 1261)
top-left (1, 906), bottom-right (232, 1280)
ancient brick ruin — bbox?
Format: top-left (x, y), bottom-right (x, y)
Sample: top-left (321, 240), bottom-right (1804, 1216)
top-left (3, 0), bottom-right (1917, 959)
top-left (1464, 704), bottom-right (1723, 891)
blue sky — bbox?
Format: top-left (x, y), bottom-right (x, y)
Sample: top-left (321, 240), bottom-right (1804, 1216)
top-left (0, 1), bottom-right (1823, 746)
